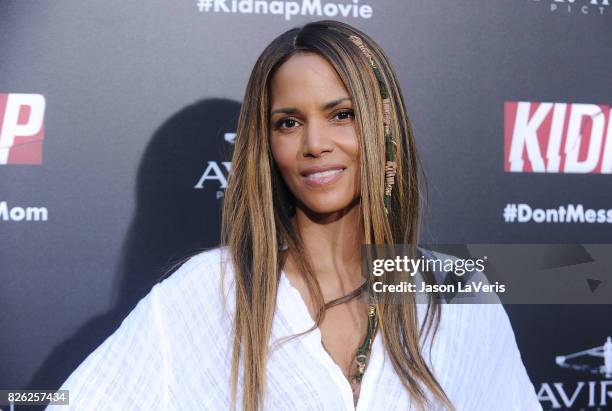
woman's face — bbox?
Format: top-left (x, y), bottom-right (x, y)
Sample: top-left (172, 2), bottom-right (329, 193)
top-left (269, 52), bottom-right (360, 216)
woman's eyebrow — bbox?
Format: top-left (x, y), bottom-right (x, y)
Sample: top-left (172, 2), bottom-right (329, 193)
top-left (270, 97), bottom-right (352, 115)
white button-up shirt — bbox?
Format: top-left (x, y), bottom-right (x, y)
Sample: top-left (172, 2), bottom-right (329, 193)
top-left (46, 247), bottom-right (542, 410)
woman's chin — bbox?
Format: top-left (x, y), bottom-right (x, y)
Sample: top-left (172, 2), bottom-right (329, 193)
top-left (298, 198), bottom-right (359, 217)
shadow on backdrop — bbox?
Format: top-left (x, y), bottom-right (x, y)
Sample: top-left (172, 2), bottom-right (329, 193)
top-left (23, 98), bottom-right (241, 409)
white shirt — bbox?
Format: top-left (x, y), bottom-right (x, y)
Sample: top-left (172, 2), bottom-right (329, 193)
top-left (46, 246), bottom-right (542, 410)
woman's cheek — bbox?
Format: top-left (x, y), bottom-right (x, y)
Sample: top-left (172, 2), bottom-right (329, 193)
top-left (276, 163), bottom-right (300, 196)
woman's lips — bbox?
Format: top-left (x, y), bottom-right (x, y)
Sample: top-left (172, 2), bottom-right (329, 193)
top-left (302, 168), bottom-right (345, 187)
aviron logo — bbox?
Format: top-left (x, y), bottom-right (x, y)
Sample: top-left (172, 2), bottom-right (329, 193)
top-left (196, 0), bottom-right (373, 21)
top-left (532, 0), bottom-right (610, 15)
top-left (537, 337), bottom-right (612, 409)
top-left (0, 93), bottom-right (46, 165)
top-left (193, 132), bottom-right (234, 199)
top-left (504, 101), bottom-right (612, 174)
top-left (556, 337), bottom-right (612, 378)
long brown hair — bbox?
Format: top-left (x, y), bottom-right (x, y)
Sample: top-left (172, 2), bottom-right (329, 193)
top-left (220, 19), bottom-right (453, 411)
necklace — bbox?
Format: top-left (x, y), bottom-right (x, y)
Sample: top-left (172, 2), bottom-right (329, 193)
top-left (319, 278), bottom-right (378, 386)
top-left (353, 304), bottom-right (378, 383)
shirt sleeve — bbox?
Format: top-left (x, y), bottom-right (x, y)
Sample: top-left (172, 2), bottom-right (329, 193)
top-left (482, 303), bottom-right (543, 411)
top-left (419, 249), bottom-right (543, 410)
top-left (45, 283), bottom-right (171, 411)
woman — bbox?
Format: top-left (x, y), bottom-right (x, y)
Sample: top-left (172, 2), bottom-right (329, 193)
top-left (47, 20), bottom-right (541, 411)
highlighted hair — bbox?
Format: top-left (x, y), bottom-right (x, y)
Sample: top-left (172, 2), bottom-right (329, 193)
top-left (220, 19), bottom-right (454, 411)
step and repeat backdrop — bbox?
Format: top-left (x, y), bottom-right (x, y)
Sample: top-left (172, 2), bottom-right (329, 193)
top-left (1, 1), bottom-right (611, 409)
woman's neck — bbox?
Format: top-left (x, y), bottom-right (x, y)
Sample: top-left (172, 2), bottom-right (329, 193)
top-left (291, 200), bottom-right (363, 290)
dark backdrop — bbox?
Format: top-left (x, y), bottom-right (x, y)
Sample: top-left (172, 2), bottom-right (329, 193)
top-left (1, 1), bottom-right (611, 410)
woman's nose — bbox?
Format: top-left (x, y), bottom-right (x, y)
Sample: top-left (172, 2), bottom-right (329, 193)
top-left (302, 120), bottom-right (334, 157)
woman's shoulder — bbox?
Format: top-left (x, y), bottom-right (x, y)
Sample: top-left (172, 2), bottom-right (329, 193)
top-left (158, 245), bottom-right (234, 293)
top-left (152, 245), bottom-right (236, 323)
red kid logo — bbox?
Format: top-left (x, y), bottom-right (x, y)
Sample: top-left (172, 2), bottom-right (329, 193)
top-left (504, 101), bottom-right (612, 173)
top-left (0, 93), bottom-right (46, 165)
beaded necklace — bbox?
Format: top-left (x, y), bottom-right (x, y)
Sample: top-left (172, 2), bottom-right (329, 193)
top-left (354, 303), bottom-right (378, 383)
top-left (319, 278), bottom-right (378, 388)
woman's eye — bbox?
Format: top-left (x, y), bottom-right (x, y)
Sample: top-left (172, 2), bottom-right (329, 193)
top-left (335, 109), bottom-right (355, 121)
top-left (274, 118), bottom-right (299, 130)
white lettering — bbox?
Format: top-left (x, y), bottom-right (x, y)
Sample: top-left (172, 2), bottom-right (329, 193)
top-left (0, 201), bottom-right (48, 221)
top-left (0, 93), bottom-right (46, 164)
top-left (193, 161), bottom-right (231, 189)
top-left (564, 104), bottom-right (605, 173)
top-left (509, 102), bottom-right (552, 172)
